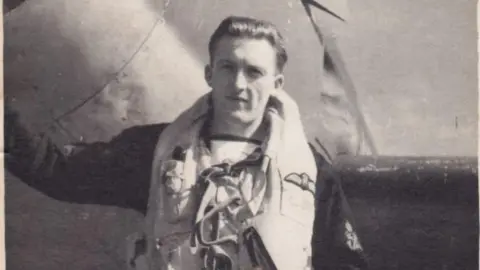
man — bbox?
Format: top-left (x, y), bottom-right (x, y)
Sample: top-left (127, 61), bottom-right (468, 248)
top-left (5, 15), bottom-right (368, 270)
top-left (133, 16), bottom-right (318, 269)
top-left (127, 16), bottom-right (367, 270)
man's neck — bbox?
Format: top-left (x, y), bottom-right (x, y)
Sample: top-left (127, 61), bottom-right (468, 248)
top-left (209, 114), bottom-right (267, 142)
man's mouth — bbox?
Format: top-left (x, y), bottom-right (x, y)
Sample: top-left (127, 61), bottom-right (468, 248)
top-left (226, 96), bottom-right (248, 103)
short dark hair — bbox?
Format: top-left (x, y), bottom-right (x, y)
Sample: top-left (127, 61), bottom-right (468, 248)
top-left (208, 16), bottom-right (288, 72)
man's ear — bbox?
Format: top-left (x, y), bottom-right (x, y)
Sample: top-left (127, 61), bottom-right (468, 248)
top-left (274, 74), bottom-right (285, 89)
top-left (204, 65), bottom-right (212, 87)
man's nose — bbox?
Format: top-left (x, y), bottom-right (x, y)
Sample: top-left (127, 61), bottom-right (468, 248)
top-left (233, 71), bottom-right (248, 90)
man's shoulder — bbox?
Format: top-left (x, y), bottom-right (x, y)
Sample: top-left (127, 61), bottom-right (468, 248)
top-left (111, 123), bottom-right (171, 146)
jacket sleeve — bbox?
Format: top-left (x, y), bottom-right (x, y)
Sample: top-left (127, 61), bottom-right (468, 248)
top-left (311, 160), bottom-right (370, 270)
top-left (5, 105), bottom-right (168, 213)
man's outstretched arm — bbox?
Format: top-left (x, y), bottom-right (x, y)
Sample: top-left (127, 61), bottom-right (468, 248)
top-left (5, 105), bottom-right (168, 213)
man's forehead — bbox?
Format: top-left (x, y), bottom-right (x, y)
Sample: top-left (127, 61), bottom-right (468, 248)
top-left (212, 37), bottom-right (277, 66)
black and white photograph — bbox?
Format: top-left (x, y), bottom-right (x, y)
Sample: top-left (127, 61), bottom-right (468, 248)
top-left (2, 0), bottom-right (478, 269)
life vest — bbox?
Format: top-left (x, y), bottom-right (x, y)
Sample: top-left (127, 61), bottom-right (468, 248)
top-left (127, 95), bottom-right (318, 269)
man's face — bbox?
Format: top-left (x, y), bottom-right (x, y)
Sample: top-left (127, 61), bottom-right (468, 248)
top-left (205, 36), bottom-right (284, 125)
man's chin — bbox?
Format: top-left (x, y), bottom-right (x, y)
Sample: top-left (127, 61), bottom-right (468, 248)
top-left (225, 111), bottom-right (259, 125)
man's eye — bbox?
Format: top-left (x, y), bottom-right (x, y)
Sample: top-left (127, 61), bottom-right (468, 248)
top-left (247, 67), bottom-right (263, 78)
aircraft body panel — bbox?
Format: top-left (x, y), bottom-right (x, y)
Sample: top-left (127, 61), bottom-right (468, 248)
top-left (4, 0), bottom-right (477, 156)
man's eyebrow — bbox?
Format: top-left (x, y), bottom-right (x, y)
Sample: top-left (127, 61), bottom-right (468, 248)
top-left (247, 64), bottom-right (266, 74)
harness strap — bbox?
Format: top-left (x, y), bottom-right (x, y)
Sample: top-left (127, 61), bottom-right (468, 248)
top-left (190, 160), bottom-right (270, 269)
top-left (189, 109), bottom-right (284, 269)
top-left (243, 227), bottom-right (278, 270)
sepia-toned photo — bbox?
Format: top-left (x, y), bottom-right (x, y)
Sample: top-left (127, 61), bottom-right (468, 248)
top-left (3, 0), bottom-right (478, 269)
